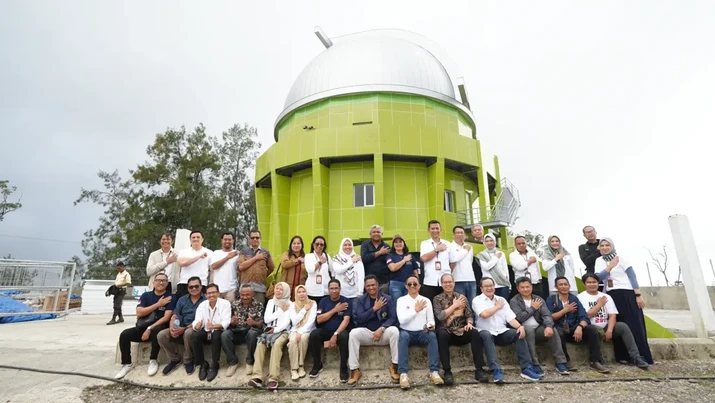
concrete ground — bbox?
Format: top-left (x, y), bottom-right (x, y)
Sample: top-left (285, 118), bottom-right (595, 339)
top-left (645, 309), bottom-right (715, 337)
top-left (0, 311), bottom-right (714, 403)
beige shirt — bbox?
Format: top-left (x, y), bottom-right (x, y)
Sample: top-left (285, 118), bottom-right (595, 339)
top-left (115, 270), bottom-right (132, 288)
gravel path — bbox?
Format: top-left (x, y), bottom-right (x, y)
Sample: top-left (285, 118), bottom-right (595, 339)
top-left (82, 360), bottom-right (715, 403)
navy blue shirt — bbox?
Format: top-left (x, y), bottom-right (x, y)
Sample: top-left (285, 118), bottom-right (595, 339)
top-left (361, 240), bottom-right (391, 285)
top-left (172, 294), bottom-right (206, 327)
top-left (138, 290), bottom-right (177, 319)
top-left (317, 295), bottom-right (352, 333)
top-left (386, 252), bottom-right (415, 282)
top-left (546, 293), bottom-right (590, 331)
top-left (352, 292), bottom-right (397, 331)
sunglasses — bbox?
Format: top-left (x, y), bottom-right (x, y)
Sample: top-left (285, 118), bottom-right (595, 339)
top-left (250, 236), bottom-right (260, 240)
top-left (406, 282), bottom-right (419, 287)
top-left (188, 285), bottom-right (201, 290)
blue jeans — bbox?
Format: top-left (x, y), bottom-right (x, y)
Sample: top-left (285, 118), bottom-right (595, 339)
top-left (494, 286), bottom-right (510, 300)
top-left (454, 281), bottom-right (477, 304)
top-left (479, 329), bottom-right (532, 371)
top-left (398, 329), bottom-right (439, 374)
top-left (389, 280), bottom-right (408, 303)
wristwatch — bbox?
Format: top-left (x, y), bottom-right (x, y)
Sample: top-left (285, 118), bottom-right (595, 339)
top-left (147, 325), bottom-right (152, 331)
top-left (634, 293), bottom-right (642, 297)
top-left (333, 332), bottom-right (339, 336)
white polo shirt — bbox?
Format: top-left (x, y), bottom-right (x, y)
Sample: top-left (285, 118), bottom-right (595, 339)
top-left (420, 238), bottom-right (451, 286)
top-left (472, 293), bottom-right (516, 335)
top-left (178, 246), bottom-right (211, 285)
top-left (209, 250), bottom-right (238, 293)
top-left (449, 241), bottom-right (475, 282)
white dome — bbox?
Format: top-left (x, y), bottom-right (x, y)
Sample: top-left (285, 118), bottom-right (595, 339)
top-left (276, 33), bottom-right (472, 130)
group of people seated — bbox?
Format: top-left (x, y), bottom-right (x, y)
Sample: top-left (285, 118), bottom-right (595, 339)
top-left (112, 222), bottom-right (653, 390)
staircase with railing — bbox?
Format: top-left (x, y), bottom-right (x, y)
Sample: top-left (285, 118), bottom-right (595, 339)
top-left (456, 177), bottom-right (520, 228)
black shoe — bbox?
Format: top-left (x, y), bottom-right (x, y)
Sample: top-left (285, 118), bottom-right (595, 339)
top-left (474, 368), bottom-right (489, 383)
top-left (198, 362), bottom-right (209, 381)
top-left (106, 316), bottom-right (117, 325)
top-left (443, 371), bottom-right (454, 386)
top-left (162, 360), bottom-right (181, 376)
top-left (309, 363), bottom-right (323, 378)
top-left (340, 368), bottom-right (349, 383)
top-left (633, 357), bottom-right (650, 369)
top-left (206, 368), bottom-right (218, 382)
top-left (117, 316), bottom-right (124, 323)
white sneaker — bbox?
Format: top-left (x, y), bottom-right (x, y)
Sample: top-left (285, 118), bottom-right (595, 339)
top-left (399, 373), bottom-right (410, 389)
top-left (147, 360), bottom-right (159, 376)
top-left (115, 364), bottom-right (134, 380)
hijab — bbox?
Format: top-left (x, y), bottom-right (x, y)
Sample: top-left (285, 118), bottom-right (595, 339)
top-left (599, 238), bottom-right (618, 262)
top-left (477, 234), bottom-right (509, 287)
top-left (293, 285), bottom-right (311, 328)
top-left (542, 235), bottom-right (569, 278)
top-left (273, 282), bottom-right (291, 308)
top-left (333, 238), bottom-right (358, 287)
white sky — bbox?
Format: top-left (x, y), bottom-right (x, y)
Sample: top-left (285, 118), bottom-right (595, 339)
top-left (1, 1), bottom-right (713, 286)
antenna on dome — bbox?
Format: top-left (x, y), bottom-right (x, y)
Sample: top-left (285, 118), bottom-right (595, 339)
top-left (314, 26), bottom-right (333, 48)
top-left (456, 77), bottom-right (471, 110)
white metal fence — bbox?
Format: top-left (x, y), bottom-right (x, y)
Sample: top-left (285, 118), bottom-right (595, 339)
top-left (0, 259), bottom-right (78, 318)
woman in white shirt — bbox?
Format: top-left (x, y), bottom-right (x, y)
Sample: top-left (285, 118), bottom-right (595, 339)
top-left (304, 236), bottom-right (331, 303)
top-left (477, 234), bottom-right (510, 299)
top-left (287, 285), bottom-right (317, 380)
top-left (595, 237), bottom-right (653, 365)
top-left (331, 238), bottom-right (365, 303)
top-left (541, 235), bottom-right (577, 295)
top-left (248, 282), bottom-right (292, 390)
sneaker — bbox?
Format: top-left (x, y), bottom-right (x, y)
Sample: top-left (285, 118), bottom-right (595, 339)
top-left (114, 364), bottom-right (134, 380)
top-left (590, 361), bottom-right (610, 374)
top-left (291, 370), bottom-right (300, 381)
top-left (493, 368), bottom-right (504, 384)
top-left (633, 356), bottom-right (650, 369)
top-left (340, 369), bottom-right (349, 383)
top-left (347, 369), bottom-right (361, 386)
top-left (389, 363), bottom-right (400, 383)
top-left (225, 364), bottom-right (238, 378)
top-left (429, 371), bottom-right (444, 386)
top-left (399, 373), bottom-right (410, 390)
top-left (245, 363), bottom-right (253, 376)
top-left (198, 362), bottom-right (209, 381)
top-left (206, 368), bottom-right (217, 382)
top-left (555, 363), bottom-right (570, 375)
top-left (267, 381), bottom-right (278, 390)
top-left (309, 363), bottom-right (323, 378)
top-left (443, 370), bottom-right (454, 386)
top-left (162, 360), bottom-right (181, 376)
top-left (248, 378), bottom-right (264, 388)
top-left (520, 366), bottom-right (541, 382)
top-left (474, 368), bottom-right (489, 383)
top-left (532, 365), bottom-right (544, 378)
top-left (147, 359), bottom-right (159, 376)
top-left (185, 363), bottom-right (195, 375)
top-left (298, 366), bottom-right (306, 378)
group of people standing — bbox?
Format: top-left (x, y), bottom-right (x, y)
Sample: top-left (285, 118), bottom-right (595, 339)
top-left (111, 223), bottom-right (653, 390)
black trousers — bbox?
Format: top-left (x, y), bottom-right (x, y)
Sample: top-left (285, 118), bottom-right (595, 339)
top-left (112, 289), bottom-right (126, 317)
top-left (309, 327), bottom-right (349, 372)
top-left (221, 326), bottom-right (261, 366)
top-left (420, 284), bottom-right (443, 301)
top-left (119, 323), bottom-right (168, 365)
top-left (557, 325), bottom-right (602, 363)
top-left (194, 329), bottom-right (224, 369)
top-left (436, 327), bottom-right (485, 372)
top-left (176, 284), bottom-right (206, 298)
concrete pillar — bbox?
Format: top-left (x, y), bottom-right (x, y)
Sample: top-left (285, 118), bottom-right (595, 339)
top-left (174, 229), bottom-right (191, 250)
top-left (668, 214), bottom-right (715, 337)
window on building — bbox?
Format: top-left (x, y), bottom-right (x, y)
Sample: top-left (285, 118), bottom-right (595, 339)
top-left (354, 184), bottom-right (375, 207)
top-left (444, 190), bottom-right (455, 213)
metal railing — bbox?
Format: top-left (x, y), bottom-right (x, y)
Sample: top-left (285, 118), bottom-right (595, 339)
top-left (456, 177), bottom-right (521, 228)
top-left (0, 259), bottom-right (78, 318)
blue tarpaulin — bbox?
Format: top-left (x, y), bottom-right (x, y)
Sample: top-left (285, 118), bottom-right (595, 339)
top-left (0, 296), bottom-right (56, 324)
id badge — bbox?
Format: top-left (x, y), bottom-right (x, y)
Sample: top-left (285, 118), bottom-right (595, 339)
top-left (435, 261), bottom-right (442, 271)
top-left (607, 278), bottom-right (613, 288)
top-left (316, 274), bottom-right (323, 285)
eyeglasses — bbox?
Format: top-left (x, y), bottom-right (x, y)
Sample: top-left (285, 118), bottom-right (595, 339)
top-left (188, 285), bottom-right (201, 290)
top-left (154, 279), bottom-right (168, 283)
top-left (250, 236), bottom-right (260, 240)
top-left (206, 291), bottom-right (218, 295)
top-left (406, 282), bottom-right (419, 287)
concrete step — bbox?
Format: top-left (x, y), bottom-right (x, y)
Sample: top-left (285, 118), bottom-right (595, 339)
top-left (116, 336), bottom-right (715, 370)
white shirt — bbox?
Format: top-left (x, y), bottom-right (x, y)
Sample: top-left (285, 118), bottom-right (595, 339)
top-left (263, 300), bottom-right (293, 333)
top-left (449, 241), bottom-right (476, 282)
top-left (209, 250), bottom-right (238, 293)
top-left (420, 239), bottom-right (452, 286)
top-left (578, 291), bottom-right (618, 329)
top-left (509, 249), bottom-right (542, 283)
top-left (472, 294), bottom-right (516, 335)
top-left (479, 252), bottom-right (509, 289)
top-left (192, 298), bottom-right (232, 331)
top-left (304, 252), bottom-right (331, 297)
top-left (178, 246), bottom-right (211, 285)
top-left (396, 294), bottom-right (435, 331)
top-left (289, 302), bottom-right (318, 334)
top-left (521, 298), bottom-right (540, 328)
top-left (543, 254), bottom-right (577, 293)
top-left (331, 255), bottom-right (365, 298)
top-left (594, 256), bottom-right (634, 291)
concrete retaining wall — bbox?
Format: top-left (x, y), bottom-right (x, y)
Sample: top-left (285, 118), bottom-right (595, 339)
top-left (641, 286), bottom-right (715, 310)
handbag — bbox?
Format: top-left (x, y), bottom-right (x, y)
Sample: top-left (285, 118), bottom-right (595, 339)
top-left (136, 310), bottom-right (161, 329)
top-left (257, 328), bottom-right (285, 348)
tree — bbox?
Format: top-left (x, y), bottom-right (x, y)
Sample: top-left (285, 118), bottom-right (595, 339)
top-left (508, 229), bottom-right (546, 257)
top-left (75, 123), bottom-right (260, 279)
top-left (648, 244), bottom-right (671, 286)
top-left (0, 180), bottom-right (22, 222)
